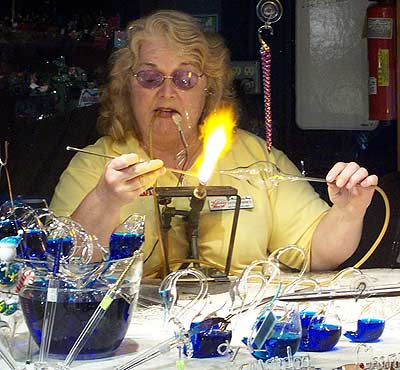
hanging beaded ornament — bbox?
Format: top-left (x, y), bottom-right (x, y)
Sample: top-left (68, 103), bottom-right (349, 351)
top-left (259, 30), bottom-right (272, 151)
top-left (256, 0), bottom-right (283, 151)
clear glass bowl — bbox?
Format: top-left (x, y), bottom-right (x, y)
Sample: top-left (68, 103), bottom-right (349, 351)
top-left (17, 253), bottom-right (143, 359)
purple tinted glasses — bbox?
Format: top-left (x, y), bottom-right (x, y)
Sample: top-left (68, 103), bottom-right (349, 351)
top-left (132, 69), bottom-right (203, 90)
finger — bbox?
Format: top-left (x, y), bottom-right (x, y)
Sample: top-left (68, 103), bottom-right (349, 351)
top-left (360, 174), bottom-right (378, 187)
top-left (327, 162), bottom-right (360, 187)
top-left (344, 166), bottom-right (371, 189)
top-left (124, 159), bottom-right (164, 179)
top-left (326, 162), bottom-right (346, 183)
top-left (327, 182), bottom-right (343, 197)
top-left (110, 153), bottom-right (141, 170)
top-left (125, 166), bottom-right (166, 192)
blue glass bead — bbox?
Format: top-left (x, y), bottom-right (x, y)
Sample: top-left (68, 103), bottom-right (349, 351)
top-left (0, 300), bottom-right (18, 315)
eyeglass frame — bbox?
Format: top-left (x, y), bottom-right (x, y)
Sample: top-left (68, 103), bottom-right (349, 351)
top-left (130, 69), bottom-right (205, 90)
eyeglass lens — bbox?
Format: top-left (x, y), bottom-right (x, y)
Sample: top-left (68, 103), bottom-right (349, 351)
top-left (135, 70), bottom-right (200, 90)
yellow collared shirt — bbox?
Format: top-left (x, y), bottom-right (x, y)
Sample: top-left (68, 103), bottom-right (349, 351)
top-left (50, 129), bottom-right (330, 276)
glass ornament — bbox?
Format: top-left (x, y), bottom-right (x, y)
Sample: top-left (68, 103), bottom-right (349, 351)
top-left (245, 301), bottom-right (302, 361)
top-left (0, 262), bottom-right (21, 289)
top-left (117, 268), bottom-right (210, 369)
top-left (109, 214), bottom-right (145, 260)
top-left (299, 301), bottom-right (342, 352)
top-left (219, 161), bottom-right (327, 189)
top-left (343, 299), bottom-right (385, 343)
top-left (187, 320), bottom-right (232, 358)
top-left (19, 252), bottom-right (143, 361)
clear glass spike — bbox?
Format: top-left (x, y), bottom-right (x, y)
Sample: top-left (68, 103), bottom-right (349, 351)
top-left (219, 161), bottom-right (327, 189)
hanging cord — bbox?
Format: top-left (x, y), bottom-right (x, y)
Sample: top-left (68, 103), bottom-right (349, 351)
top-left (275, 185), bottom-right (391, 287)
top-left (277, 184), bottom-right (391, 288)
top-left (0, 141), bottom-right (14, 209)
top-left (351, 185), bottom-right (389, 269)
top-left (259, 26), bottom-right (273, 152)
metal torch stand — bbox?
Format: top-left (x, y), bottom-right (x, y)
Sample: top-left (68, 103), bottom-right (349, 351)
top-left (154, 186), bottom-right (241, 280)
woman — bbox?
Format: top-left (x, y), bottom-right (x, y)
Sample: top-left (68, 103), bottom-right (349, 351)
top-left (50, 10), bottom-right (378, 276)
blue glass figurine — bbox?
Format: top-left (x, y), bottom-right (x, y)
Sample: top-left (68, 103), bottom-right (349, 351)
top-left (188, 320), bottom-right (232, 358)
top-left (344, 318), bottom-right (385, 342)
top-left (343, 300), bottom-right (385, 342)
top-left (300, 303), bottom-right (342, 352)
top-left (246, 303), bottom-right (302, 361)
top-left (109, 214), bottom-right (145, 260)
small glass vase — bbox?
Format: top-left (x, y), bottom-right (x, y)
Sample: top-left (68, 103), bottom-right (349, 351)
top-left (245, 301), bottom-right (302, 361)
top-left (109, 214), bottom-right (145, 260)
top-left (343, 299), bottom-right (385, 343)
top-left (300, 301), bottom-right (342, 352)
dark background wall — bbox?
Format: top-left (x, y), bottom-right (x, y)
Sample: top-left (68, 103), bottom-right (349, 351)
top-left (0, 0), bottom-right (399, 268)
top-left (2, 0), bottom-right (396, 177)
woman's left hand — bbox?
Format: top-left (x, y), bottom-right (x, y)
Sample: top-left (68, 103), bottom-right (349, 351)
top-left (326, 162), bottom-right (378, 215)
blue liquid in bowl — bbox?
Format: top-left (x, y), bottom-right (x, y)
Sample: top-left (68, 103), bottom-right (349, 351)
top-left (344, 318), bottom-right (385, 342)
top-left (302, 323), bottom-right (341, 352)
top-left (109, 232), bottom-right (144, 260)
top-left (247, 322), bottom-right (301, 361)
top-left (188, 323), bottom-right (232, 358)
top-left (19, 281), bottom-right (133, 359)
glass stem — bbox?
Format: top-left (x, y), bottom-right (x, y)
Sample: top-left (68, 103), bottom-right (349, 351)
top-left (38, 277), bottom-right (59, 363)
top-left (63, 289), bottom-right (117, 367)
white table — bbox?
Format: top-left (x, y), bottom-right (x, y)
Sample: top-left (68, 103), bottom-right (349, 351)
top-left (10, 269), bottom-right (400, 370)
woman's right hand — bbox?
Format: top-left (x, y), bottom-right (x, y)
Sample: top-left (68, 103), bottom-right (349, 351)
top-left (94, 153), bottom-right (165, 208)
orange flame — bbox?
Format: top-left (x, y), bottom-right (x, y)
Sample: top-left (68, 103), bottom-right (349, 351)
top-left (197, 106), bottom-right (235, 184)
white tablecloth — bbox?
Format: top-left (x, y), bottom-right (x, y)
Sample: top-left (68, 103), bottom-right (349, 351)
top-left (10, 269), bottom-right (400, 370)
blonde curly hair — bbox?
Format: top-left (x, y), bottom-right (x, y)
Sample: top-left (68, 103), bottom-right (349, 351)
top-left (97, 9), bottom-right (235, 141)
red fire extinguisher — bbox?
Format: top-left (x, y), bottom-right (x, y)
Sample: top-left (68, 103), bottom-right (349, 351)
top-left (367, 0), bottom-right (397, 121)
